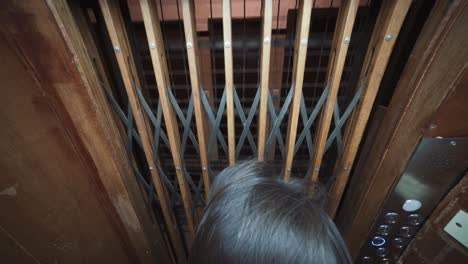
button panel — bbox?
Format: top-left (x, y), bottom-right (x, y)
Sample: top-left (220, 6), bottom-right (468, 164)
top-left (356, 138), bottom-right (468, 263)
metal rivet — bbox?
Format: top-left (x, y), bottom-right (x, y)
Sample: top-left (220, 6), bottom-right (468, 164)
top-left (287, 168), bottom-right (291, 172)
top-left (113, 46), bottom-right (121, 53)
top-left (344, 36), bottom-right (350, 44)
top-left (344, 166), bottom-right (349, 171)
top-left (385, 34), bottom-right (393, 41)
top-left (149, 42), bottom-right (156, 49)
top-left (225, 41), bottom-right (231, 48)
top-left (149, 166), bottom-right (153, 170)
top-left (314, 168), bottom-right (320, 172)
top-left (300, 39), bottom-right (308, 46)
top-left (450, 141), bottom-right (457, 146)
top-left (176, 166), bottom-right (181, 170)
top-left (186, 41), bottom-right (193, 49)
top-left (202, 167), bottom-right (207, 171)
top-left (264, 37), bottom-right (270, 45)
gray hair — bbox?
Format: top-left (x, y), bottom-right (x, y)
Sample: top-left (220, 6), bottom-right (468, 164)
top-left (189, 161), bottom-right (352, 264)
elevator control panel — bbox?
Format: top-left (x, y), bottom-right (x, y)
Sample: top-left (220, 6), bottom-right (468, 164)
top-left (356, 138), bottom-right (468, 263)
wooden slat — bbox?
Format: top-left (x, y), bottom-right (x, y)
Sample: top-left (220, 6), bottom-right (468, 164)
top-left (283, 0), bottom-right (313, 179)
top-left (310, 0), bottom-right (359, 182)
top-left (138, 0), bottom-right (195, 237)
top-left (181, 0), bottom-right (211, 196)
top-left (257, 0), bottom-right (273, 161)
top-left (327, 0), bottom-right (412, 217)
top-left (223, 0), bottom-right (236, 165)
top-left (98, 0), bottom-right (187, 260)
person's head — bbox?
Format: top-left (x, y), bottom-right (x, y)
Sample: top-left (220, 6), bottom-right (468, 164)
top-left (189, 161), bottom-right (351, 264)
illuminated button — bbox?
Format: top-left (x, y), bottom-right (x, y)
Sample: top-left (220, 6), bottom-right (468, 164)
top-left (380, 258), bottom-right (392, 264)
top-left (400, 226), bottom-right (412, 237)
top-left (371, 236), bottom-right (386, 247)
top-left (402, 199), bottom-right (422, 212)
top-left (393, 237), bottom-right (405, 249)
top-left (384, 212), bottom-right (399, 224)
top-left (377, 225), bottom-right (391, 236)
top-left (408, 214), bottom-right (423, 226)
top-left (376, 247), bottom-right (388, 258)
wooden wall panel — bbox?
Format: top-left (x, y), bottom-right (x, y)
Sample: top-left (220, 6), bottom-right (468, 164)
top-left (0, 0), bottom-right (170, 263)
top-left (0, 13), bottom-right (133, 264)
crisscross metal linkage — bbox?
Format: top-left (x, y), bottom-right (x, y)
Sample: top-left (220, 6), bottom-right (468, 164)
top-left (135, 84), bottom-right (204, 203)
top-left (234, 87), bottom-right (260, 159)
top-left (167, 89), bottom-right (201, 157)
top-left (265, 87), bottom-right (295, 159)
top-left (200, 88), bottom-right (229, 159)
top-left (265, 91), bottom-right (286, 158)
top-left (101, 82), bottom-right (172, 207)
top-left (325, 79), bottom-right (366, 153)
top-left (298, 96), bottom-right (314, 158)
top-left (294, 85), bottom-right (330, 157)
top-left (333, 102), bottom-right (343, 159)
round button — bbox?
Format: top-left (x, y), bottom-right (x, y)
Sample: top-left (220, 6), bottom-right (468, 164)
top-left (376, 247), bottom-right (388, 258)
top-left (400, 226), bottom-right (412, 238)
top-left (384, 212), bottom-right (399, 224)
top-left (361, 256), bottom-right (373, 264)
top-left (377, 224), bottom-right (392, 236)
top-left (408, 214), bottom-right (423, 226)
top-left (402, 199), bottom-right (422, 212)
top-left (371, 236), bottom-right (386, 247)
top-left (380, 258), bottom-right (392, 264)
top-left (393, 237), bottom-right (405, 248)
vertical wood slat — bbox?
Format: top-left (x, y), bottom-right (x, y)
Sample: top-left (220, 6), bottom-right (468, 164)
top-left (181, 0), bottom-right (211, 195)
top-left (327, 0), bottom-right (413, 217)
top-left (98, 0), bottom-right (187, 260)
top-left (257, 0), bottom-right (273, 161)
top-left (223, 0), bottom-right (236, 165)
top-left (310, 0), bottom-right (359, 182)
top-left (284, 0), bottom-right (313, 179)
top-left (138, 0), bottom-right (196, 236)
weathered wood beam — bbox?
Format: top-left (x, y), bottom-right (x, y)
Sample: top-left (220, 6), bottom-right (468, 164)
top-left (98, 0), bottom-right (187, 259)
top-left (181, 0), bottom-right (211, 197)
top-left (138, 0), bottom-right (196, 238)
top-left (257, 0), bottom-right (273, 161)
top-left (310, 0), bottom-right (359, 182)
top-left (223, 0), bottom-right (236, 165)
top-left (327, 0), bottom-right (412, 217)
top-left (284, 0), bottom-right (313, 179)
